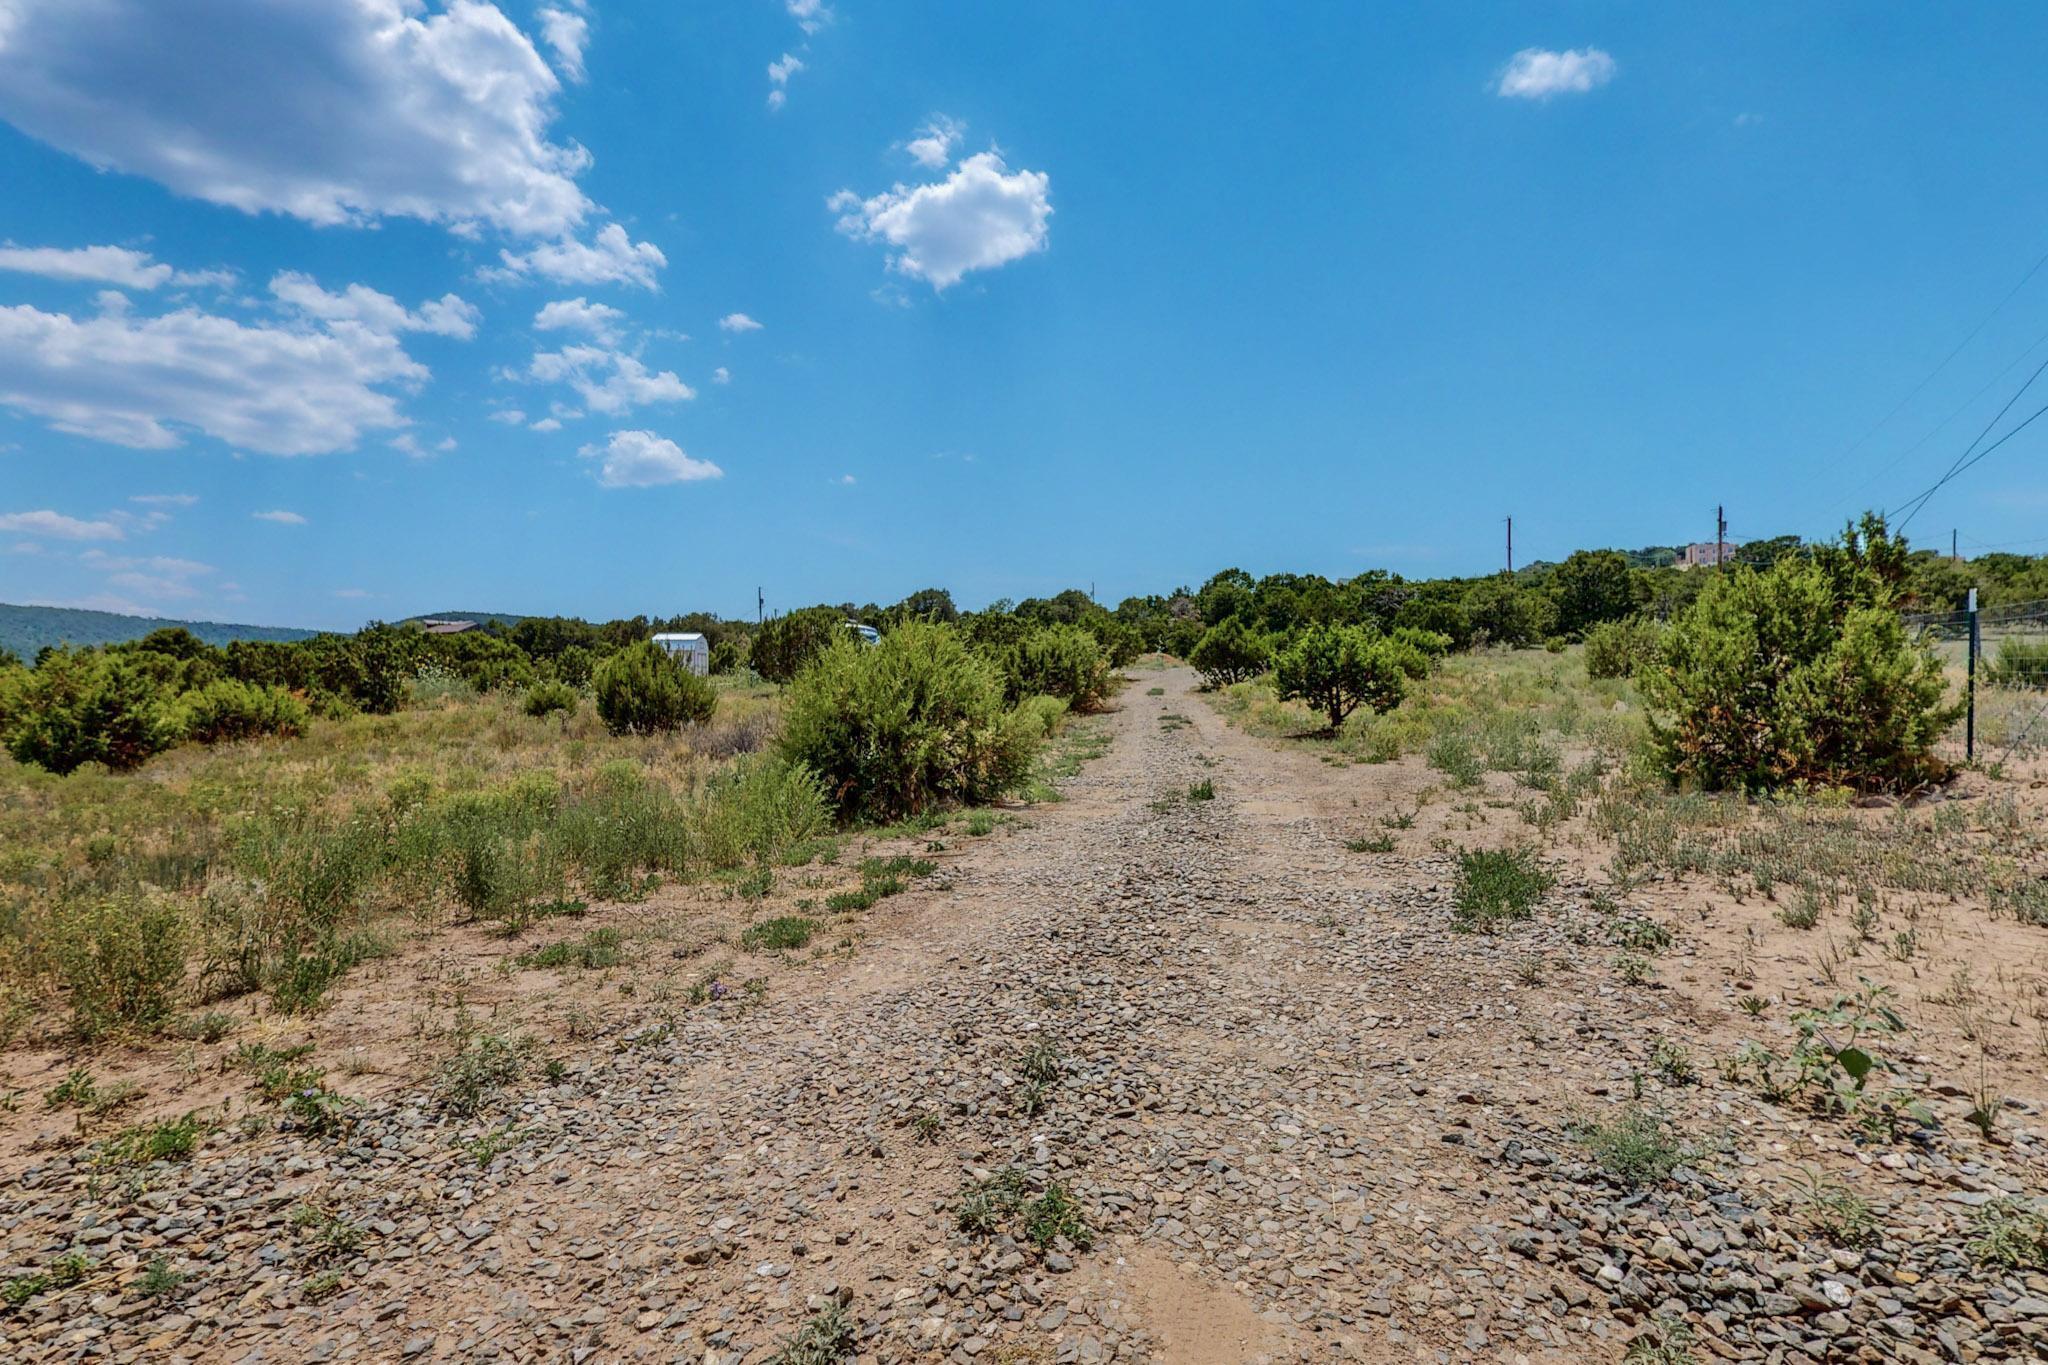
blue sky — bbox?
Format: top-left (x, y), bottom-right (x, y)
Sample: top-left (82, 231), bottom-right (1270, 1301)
top-left (2, 2), bottom-right (2046, 629)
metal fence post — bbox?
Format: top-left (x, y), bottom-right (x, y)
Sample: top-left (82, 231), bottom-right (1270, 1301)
top-left (1966, 588), bottom-right (1979, 762)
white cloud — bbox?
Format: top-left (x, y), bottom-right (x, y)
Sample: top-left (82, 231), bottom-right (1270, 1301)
top-left (80, 549), bottom-right (215, 601)
top-left (0, 245), bottom-right (139, 291)
top-left (495, 223), bottom-right (666, 290)
top-left (1496, 47), bottom-right (1617, 99)
top-left (530, 416), bottom-right (563, 431)
top-left (528, 345), bottom-right (693, 415)
top-left (712, 366), bottom-right (730, 384)
top-left (0, 0), bottom-right (593, 237)
top-left (905, 117), bottom-right (963, 170)
top-left (0, 509), bottom-right (125, 540)
top-left (719, 312), bottom-right (763, 333)
top-left (835, 473), bottom-right (856, 485)
top-left (0, 244), bottom-right (232, 291)
top-left (537, 6), bottom-right (589, 82)
top-left (488, 407), bottom-right (527, 424)
top-left (579, 429), bottom-right (723, 488)
top-left (534, 297), bottom-right (625, 343)
top-left (831, 151), bottom-right (1053, 290)
top-left (766, 53), bottom-right (804, 111)
top-left (787, 0), bottom-right (831, 35)
top-left (253, 509), bottom-right (307, 524)
top-left (129, 493), bottom-right (198, 508)
top-left (0, 300), bottom-right (422, 455)
top-left (270, 272), bottom-right (480, 340)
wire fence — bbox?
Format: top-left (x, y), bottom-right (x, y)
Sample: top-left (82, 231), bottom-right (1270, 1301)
top-left (1904, 596), bottom-right (2048, 762)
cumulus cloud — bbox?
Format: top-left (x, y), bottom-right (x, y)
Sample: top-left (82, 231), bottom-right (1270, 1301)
top-left (270, 272), bottom-right (479, 339)
top-left (253, 509), bottom-right (307, 524)
top-left (712, 366), bottom-right (730, 384)
top-left (718, 312), bottom-right (763, 333)
top-left (831, 150), bottom-right (1053, 290)
top-left (488, 407), bottom-right (527, 424)
top-left (534, 297), bottom-right (625, 343)
top-left (578, 429), bottom-right (722, 488)
top-left (0, 509), bottom-right (125, 540)
top-left (0, 0), bottom-right (594, 237)
top-left (537, 6), bottom-right (589, 82)
top-left (767, 53), bottom-right (804, 111)
top-left (528, 345), bottom-right (693, 415)
top-left (905, 117), bottom-right (963, 170)
top-left (129, 493), bottom-right (198, 508)
top-left (1496, 47), bottom-right (1617, 99)
top-left (494, 223), bottom-right (667, 290)
top-left (0, 299), bottom-right (423, 455)
top-left (0, 243), bottom-right (232, 291)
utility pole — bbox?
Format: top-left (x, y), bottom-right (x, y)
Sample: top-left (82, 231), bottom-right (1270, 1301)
top-left (1966, 587), bottom-right (1979, 761)
top-left (1716, 505), bottom-right (1727, 570)
top-left (1952, 529), bottom-right (1959, 564)
top-left (1505, 516), bottom-right (1513, 574)
top-left (757, 587), bottom-right (764, 626)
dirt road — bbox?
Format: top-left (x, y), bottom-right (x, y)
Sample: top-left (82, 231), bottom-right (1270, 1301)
top-left (5, 666), bottom-right (2038, 1363)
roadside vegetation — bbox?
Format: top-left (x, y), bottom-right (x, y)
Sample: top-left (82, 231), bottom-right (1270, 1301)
top-left (0, 586), bottom-right (1139, 1050)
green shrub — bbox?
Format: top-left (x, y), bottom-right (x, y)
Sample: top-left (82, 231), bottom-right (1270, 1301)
top-left (1189, 616), bottom-right (1272, 687)
top-left (519, 927), bottom-right (624, 969)
top-left (1451, 846), bottom-right (1554, 930)
top-left (1389, 626), bottom-right (1453, 661)
top-left (522, 680), bottom-right (579, 718)
top-left (1639, 519), bottom-right (1960, 791)
top-left (752, 607), bottom-right (844, 685)
top-left (553, 763), bottom-right (684, 897)
top-left (1001, 625), bottom-right (1111, 710)
top-left (1984, 637), bottom-right (2048, 690)
top-left (1572, 1104), bottom-right (1689, 1187)
top-left (741, 916), bottom-right (817, 951)
top-left (779, 623), bottom-right (1039, 822)
top-left (172, 678), bottom-right (311, 744)
top-left (592, 640), bottom-right (715, 736)
top-left (1583, 617), bottom-right (1664, 680)
top-left (1272, 624), bottom-right (1407, 730)
top-left (53, 893), bottom-right (186, 1039)
top-left (689, 757), bottom-right (832, 870)
top-left (1, 648), bottom-right (182, 773)
top-left (1010, 694), bottom-right (1069, 741)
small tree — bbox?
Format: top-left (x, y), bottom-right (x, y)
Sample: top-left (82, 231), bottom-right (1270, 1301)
top-left (1583, 617), bottom-right (1663, 680)
top-left (778, 623), bottom-right (1037, 821)
top-left (592, 640), bottom-right (715, 735)
top-left (1273, 624), bottom-right (1407, 731)
top-left (1640, 516), bottom-right (1960, 791)
top-left (752, 607), bottom-right (843, 684)
top-left (1003, 625), bottom-right (1111, 709)
top-left (1550, 549), bottom-right (1637, 638)
top-left (1189, 616), bottom-right (1271, 687)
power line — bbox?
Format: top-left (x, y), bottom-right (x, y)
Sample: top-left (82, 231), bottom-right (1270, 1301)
top-left (1837, 318), bottom-right (2048, 511)
top-left (1893, 392), bottom-right (2048, 529)
top-left (1964, 532), bottom-right (2048, 551)
top-left (1821, 239), bottom-right (2048, 484)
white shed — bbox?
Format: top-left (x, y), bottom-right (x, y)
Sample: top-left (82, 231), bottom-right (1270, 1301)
top-left (651, 632), bottom-right (711, 676)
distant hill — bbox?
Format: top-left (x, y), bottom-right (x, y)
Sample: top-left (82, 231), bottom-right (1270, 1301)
top-left (0, 603), bottom-right (320, 660)
top-left (397, 611), bottom-right (528, 629)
